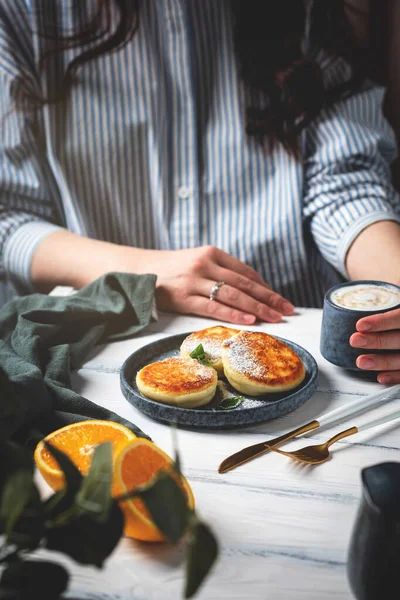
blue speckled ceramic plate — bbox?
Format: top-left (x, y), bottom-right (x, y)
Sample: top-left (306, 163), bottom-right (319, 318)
top-left (120, 332), bottom-right (318, 430)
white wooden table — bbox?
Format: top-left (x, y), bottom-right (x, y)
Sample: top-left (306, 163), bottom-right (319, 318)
top-left (41, 308), bottom-right (400, 599)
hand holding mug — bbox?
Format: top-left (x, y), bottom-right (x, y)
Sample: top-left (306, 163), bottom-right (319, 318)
top-left (350, 308), bottom-right (400, 384)
top-left (320, 280), bottom-right (400, 378)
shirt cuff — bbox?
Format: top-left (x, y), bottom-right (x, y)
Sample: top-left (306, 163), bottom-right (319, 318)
top-left (3, 221), bottom-right (64, 291)
top-left (336, 211), bottom-right (400, 279)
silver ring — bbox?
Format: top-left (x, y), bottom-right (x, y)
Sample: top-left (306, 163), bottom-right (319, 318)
top-left (209, 281), bottom-right (225, 301)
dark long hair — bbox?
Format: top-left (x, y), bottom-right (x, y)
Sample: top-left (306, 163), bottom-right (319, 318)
top-left (21, 0), bottom-right (368, 156)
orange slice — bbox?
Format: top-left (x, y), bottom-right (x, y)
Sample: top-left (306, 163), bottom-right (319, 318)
top-left (115, 438), bottom-right (195, 542)
top-left (34, 420), bottom-right (136, 491)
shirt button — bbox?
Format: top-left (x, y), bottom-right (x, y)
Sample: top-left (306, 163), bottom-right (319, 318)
top-left (178, 186), bottom-right (192, 200)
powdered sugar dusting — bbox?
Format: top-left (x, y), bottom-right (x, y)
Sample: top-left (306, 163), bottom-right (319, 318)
top-left (224, 337), bottom-right (268, 379)
top-left (181, 327), bottom-right (238, 362)
top-left (165, 358), bottom-right (215, 382)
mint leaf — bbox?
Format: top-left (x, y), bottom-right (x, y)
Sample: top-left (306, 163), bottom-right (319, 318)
top-left (216, 396), bottom-right (244, 410)
top-left (189, 344), bottom-right (212, 366)
top-left (189, 344), bottom-right (205, 359)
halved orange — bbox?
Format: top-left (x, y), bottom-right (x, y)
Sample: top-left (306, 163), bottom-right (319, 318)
top-left (115, 438), bottom-right (195, 542)
top-left (34, 420), bottom-right (136, 491)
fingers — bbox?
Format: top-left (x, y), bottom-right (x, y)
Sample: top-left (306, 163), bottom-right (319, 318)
top-left (209, 268), bottom-right (293, 316)
top-left (200, 279), bottom-right (284, 322)
top-left (350, 331), bottom-right (400, 351)
top-left (213, 248), bottom-right (294, 310)
top-left (356, 353), bottom-right (400, 373)
top-left (356, 349), bottom-right (400, 385)
top-left (376, 371), bottom-right (400, 384)
top-left (188, 295), bottom-right (257, 325)
top-left (156, 245), bottom-right (296, 325)
top-left (156, 280), bottom-right (258, 325)
top-left (353, 311), bottom-right (400, 384)
top-left (356, 308), bottom-right (400, 333)
top-left (351, 331), bottom-right (400, 383)
top-left (190, 246), bottom-right (295, 318)
top-left (214, 248), bottom-right (268, 286)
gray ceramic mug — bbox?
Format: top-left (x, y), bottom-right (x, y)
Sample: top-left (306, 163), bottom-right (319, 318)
top-left (320, 280), bottom-right (400, 371)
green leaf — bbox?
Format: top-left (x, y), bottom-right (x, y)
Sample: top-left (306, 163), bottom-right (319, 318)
top-left (139, 471), bottom-right (189, 544)
top-left (45, 499), bottom-right (124, 568)
top-left (215, 396), bottom-right (244, 410)
top-left (4, 485), bottom-right (44, 550)
top-left (189, 344), bottom-right (206, 359)
top-left (0, 470), bottom-right (35, 537)
top-left (189, 344), bottom-right (212, 366)
top-left (0, 560), bottom-right (69, 599)
top-left (185, 517), bottom-right (219, 598)
top-left (42, 441), bottom-right (84, 523)
top-left (74, 442), bottom-right (113, 522)
top-left (44, 441), bottom-right (82, 493)
top-left (43, 489), bottom-right (71, 521)
top-left (44, 445), bottom-right (120, 567)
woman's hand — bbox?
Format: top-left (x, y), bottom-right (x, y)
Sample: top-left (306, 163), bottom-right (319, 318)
top-left (31, 232), bottom-right (294, 325)
top-left (349, 308), bottom-right (400, 384)
top-left (133, 245), bottom-right (294, 325)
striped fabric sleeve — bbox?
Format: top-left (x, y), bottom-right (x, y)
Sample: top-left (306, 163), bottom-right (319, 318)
top-left (303, 84), bottom-right (400, 278)
top-left (0, 10), bottom-right (63, 291)
top-left (2, 218), bottom-right (62, 291)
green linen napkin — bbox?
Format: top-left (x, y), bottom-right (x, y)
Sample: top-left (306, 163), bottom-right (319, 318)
top-left (0, 272), bottom-right (156, 443)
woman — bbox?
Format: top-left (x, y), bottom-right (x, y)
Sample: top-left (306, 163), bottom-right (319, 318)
top-left (1, 0), bottom-right (400, 382)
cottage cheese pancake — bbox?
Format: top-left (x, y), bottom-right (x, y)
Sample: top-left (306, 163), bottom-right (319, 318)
top-left (222, 331), bottom-right (305, 395)
top-left (330, 283), bottom-right (400, 311)
top-left (136, 357), bottom-right (218, 408)
top-left (180, 326), bottom-right (239, 376)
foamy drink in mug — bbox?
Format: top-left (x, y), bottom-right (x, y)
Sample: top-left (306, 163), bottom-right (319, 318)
top-left (330, 283), bottom-right (400, 312)
top-left (320, 281), bottom-right (400, 370)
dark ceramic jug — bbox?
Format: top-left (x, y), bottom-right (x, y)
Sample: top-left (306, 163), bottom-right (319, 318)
top-left (347, 462), bottom-right (400, 600)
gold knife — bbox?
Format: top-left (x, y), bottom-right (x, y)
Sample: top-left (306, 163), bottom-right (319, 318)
top-left (218, 420), bottom-right (319, 473)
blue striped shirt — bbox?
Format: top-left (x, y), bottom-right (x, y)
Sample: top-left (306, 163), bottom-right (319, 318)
top-left (0, 0), bottom-right (399, 307)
